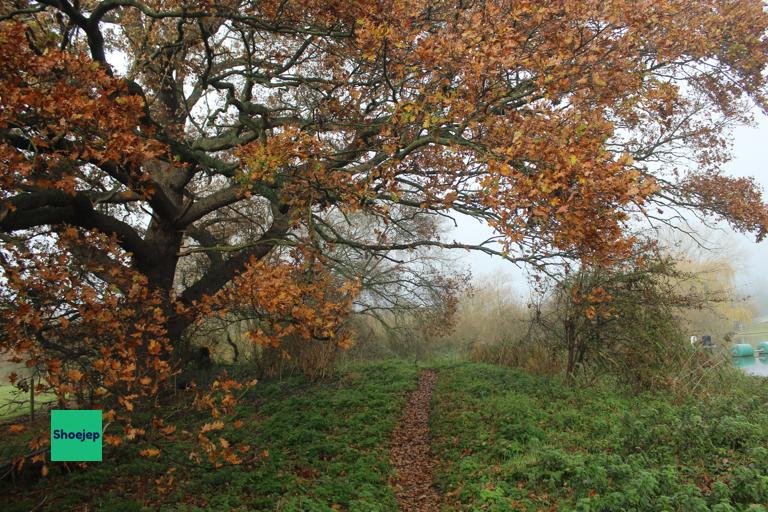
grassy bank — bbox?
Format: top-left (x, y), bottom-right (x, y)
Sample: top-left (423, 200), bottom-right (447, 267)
top-left (1, 361), bottom-right (419, 511)
top-left (4, 360), bottom-right (768, 511)
top-left (431, 362), bottom-right (768, 511)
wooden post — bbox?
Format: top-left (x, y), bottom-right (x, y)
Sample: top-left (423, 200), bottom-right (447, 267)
top-left (29, 376), bottom-right (35, 424)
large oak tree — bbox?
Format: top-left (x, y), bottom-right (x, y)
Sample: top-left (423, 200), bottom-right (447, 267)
top-left (2, 0), bottom-right (768, 397)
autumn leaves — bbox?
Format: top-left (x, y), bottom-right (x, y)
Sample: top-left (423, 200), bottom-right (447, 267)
top-left (3, 0), bottom-right (768, 479)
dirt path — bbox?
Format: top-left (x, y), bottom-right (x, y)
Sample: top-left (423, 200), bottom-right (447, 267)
top-left (389, 370), bottom-right (440, 512)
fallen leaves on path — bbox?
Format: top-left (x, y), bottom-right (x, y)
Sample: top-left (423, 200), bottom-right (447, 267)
top-left (390, 370), bottom-right (440, 511)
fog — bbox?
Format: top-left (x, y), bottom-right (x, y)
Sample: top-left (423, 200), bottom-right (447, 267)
top-left (722, 113), bottom-right (768, 317)
top-left (449, 111), bottom-right (768, 316)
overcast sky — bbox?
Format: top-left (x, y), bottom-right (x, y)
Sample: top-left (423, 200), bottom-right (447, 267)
top-left (447, 111), bottom-right (768, 314)
top-left (723, 112), bottom-right (768, 315)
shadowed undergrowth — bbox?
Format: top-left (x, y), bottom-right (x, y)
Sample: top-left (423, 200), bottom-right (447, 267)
top-left (1, 361), bottom-right (419, 511)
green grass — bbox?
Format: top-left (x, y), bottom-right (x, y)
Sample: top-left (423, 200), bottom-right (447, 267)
top-left (735, 322), bottom-right (768, 337)
top-left (431, 362), bottom-right (768, 511)
top-left (4, 360), bottom-right (768, 511)
top-left (0, 361), bottom-right (419, 511)
top-left (0, 384), bottom-right (58, 420)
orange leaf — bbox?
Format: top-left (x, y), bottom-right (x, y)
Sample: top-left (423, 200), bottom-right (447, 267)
top-left (201, 421), bottom-right (225, 433)
top-left (147, 339), bottom-right (161, 355)
top-left (105, 435), bottom-right (123, 446)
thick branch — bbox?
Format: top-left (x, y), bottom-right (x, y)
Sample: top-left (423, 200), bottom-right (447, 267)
top-left (177, 184), bottom-right (246, 227)
top-left (185, 225), bottom-right (224, 267)
top-left (0, 190), bottom-right (155, 263)
top-left (180, 210), bottom-right (290, 302)
top-left (37, 0), bottom-right (109, 67)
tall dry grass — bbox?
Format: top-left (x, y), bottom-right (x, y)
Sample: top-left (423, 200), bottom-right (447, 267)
top-left (254, 336), bottom-right (341, 380)
top-left (438, 275), bottom-right (565, 374)
top-left (457, 274), bottom-right (749, 399)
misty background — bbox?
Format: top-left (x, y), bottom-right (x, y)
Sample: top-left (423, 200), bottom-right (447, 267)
top-left (448, 111), bottom-right (768, 318)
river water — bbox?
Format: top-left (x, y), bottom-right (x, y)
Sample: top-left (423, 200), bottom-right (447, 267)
top-left (733, 356), bottom-right (768, 377)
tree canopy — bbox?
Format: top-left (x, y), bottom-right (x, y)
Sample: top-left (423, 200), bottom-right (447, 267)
top-left (2, 0), bottom-right (768, 446)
